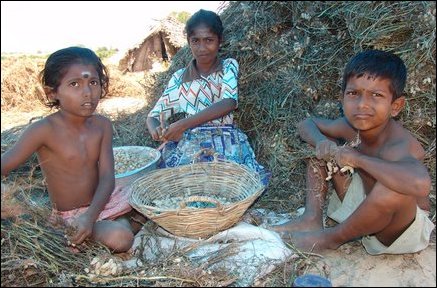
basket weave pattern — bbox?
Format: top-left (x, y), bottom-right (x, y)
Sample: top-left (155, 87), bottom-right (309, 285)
top-left (129, 160), bottom-right (265, 238)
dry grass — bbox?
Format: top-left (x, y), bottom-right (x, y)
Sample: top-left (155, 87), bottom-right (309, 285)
top-left (1, 1), bottom-right (436, 286)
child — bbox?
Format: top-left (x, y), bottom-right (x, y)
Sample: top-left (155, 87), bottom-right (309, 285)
top-left (146, 9), bottom-right (269, 184)
top-left (271, 50), bottom-right (434, 254)
top-left (1, 47), bottom-right (143, 253)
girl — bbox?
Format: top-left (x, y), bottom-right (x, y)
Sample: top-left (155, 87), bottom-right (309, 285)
top-left (147, 9), bottom-right (269, 185)
top-left (1, 47), bottom-right (144, 252)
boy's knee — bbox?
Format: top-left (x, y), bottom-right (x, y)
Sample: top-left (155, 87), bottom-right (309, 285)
top-left (368, 183), bottom-right (413, 212)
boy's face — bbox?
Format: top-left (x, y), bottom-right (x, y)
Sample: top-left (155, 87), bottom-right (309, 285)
top-left (342, 74), bottom-right (404, 131)
top-left (188, 23), bottom-right (220, 67)
top-left (47, 64), bottom-right (102, 117)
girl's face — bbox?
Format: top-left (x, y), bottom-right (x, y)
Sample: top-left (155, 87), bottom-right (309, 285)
top-left (50, 64), bottom-right (102, 117)
top-left (188, 23), bottom-right (220, 67)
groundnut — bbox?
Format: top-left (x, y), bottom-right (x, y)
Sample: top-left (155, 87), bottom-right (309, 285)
top-left (114, 149), bottom-right (155, 175)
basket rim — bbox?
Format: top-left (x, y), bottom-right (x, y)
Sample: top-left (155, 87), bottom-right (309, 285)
top-left (129, 160), bottom-right (266, 212)
top-left (114, 146), bottom-right (161, 178)
top-left (132, 189), bottom-right (264, 214)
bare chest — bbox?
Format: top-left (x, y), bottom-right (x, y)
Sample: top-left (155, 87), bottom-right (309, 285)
top-left (40, 126), bottom-right (103, 165)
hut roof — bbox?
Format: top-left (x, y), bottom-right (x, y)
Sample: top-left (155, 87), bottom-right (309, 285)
top-left (132, 16), bottom-right (186, 51)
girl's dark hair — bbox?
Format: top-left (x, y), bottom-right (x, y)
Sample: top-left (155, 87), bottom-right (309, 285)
top-left (342, 50), bottom-right (407, 101)
top-left (39, 46), bottom-right (109, 108)
top-left (185, 9), bottom-right (223, 41)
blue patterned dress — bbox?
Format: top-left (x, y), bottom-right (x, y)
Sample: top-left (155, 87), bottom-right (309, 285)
top-left (148, 58), bottom-right (270, 185)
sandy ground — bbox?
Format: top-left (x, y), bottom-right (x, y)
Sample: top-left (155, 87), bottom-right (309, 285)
top-left (2, 97), bottom-right (436, 287)
top-left (310, 240), bottom-right (436, 287)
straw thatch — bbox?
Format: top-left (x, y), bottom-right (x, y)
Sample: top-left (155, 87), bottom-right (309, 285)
top-left (119, 17), bottom-right (186, 73)
top-left (1, 1), bottom-right (436, 286)
top-left (148, 1), bottom-right (436, 215)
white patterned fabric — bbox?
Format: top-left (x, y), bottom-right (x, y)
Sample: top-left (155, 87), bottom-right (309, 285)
top-left (148, 58), bottom-right (239, 125)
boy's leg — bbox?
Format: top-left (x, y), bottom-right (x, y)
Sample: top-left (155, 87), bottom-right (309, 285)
top-left (287, 182), bottom-right (417, 252)
top-left (92, 220), bottom-right (134, 253)
top-left (338, 182), bottom-right (417, 246)
top-left (272, 158), bottom-right (341, 232)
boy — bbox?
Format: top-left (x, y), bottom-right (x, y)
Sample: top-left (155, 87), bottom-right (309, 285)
top-left (272, 50), bottom-right (434, 254)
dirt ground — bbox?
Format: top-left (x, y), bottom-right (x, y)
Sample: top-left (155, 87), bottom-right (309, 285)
top-left (310, 238), bottom-right (436, 287)
top-left (1, 97), bottom-right (435, 287)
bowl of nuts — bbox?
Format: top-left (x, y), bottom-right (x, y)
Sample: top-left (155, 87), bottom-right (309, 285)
top-left (113, 146), bottom-right (161, 188)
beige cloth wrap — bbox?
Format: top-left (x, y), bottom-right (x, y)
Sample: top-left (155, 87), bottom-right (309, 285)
top-left (327, 173), bottom-right (435, 255)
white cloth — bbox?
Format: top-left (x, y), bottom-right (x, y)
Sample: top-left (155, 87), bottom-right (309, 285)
top-left (128, 222), bottom-right (294, 286)
top-left (327, 173), bottom-right (435, 255)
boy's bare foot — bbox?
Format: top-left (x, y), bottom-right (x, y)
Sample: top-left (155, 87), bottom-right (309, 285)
top-left (282, 230), bottom-right (333, 253)
top-left (269, 216), bottom-right (323, 234)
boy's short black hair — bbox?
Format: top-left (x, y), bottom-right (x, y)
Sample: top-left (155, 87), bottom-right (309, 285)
top-left (185, 9), bottom-right (223, 41)
top-left (342, 50), bottom-right (407, 101)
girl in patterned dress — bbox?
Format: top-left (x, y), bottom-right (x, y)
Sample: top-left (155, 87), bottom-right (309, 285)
top-left (146, 9), bottom-right (269, 185)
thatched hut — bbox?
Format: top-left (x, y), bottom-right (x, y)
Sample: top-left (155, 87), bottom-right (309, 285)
top-left (118, 17), bottom-right (186, 73)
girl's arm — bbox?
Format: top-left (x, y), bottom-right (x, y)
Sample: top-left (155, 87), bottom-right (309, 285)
top-left (1, 120), bottom-right (48, 176)
top-left (162, 98), bottom-right (237, 142)
top-left (70, 117), bottom-right (115, 244)
top-left (146, 70), bottom-right (184, 141)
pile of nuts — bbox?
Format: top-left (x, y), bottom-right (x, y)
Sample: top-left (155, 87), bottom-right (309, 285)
top-left (84, 257), bottom-right (123, 277)
top-left (151, 195), bottom-right (230, 210)
top-left (324, 132), bottom-right (361, 181)
top-left (114, 149), bottom-right (155, 175)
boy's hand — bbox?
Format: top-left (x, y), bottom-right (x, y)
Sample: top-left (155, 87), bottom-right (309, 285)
top-left (69, 213), bottom-right (94, 245)
top-left (335, 146), bottom-right (360, 168)
top-left (315, 139), bottom-right (338, 161)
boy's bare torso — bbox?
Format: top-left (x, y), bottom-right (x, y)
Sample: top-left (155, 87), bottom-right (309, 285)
top-left (353, 120), bottom-right (425, 198)
top-left (36, 112), bottom-right (107, 211)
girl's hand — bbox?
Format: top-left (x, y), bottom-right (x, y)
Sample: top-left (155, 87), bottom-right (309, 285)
top-left (150, 126), bottom-right (166, 141)
top-left (69, 213), bottom-right (94, 245)
top-left (315, 139), bottom-right (338, 161)
top-left (161, 120), bottom-right (186, 142)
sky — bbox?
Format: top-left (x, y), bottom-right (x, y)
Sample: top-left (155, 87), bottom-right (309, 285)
top-left (1, 1), bottom-right (225, 54)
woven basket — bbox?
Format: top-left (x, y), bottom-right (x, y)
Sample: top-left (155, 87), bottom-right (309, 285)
top-left (114, 146), bottom-right (161, 188)
top-left (129, 160), bottom-right (266, 238)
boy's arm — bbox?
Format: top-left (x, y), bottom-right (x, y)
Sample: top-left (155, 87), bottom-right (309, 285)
top-left (335, 143), bottom-right (431, 198)
top-left (298, 117), bottom-right (356, 160)
top-left (70, 117), bottom-right (115, 244)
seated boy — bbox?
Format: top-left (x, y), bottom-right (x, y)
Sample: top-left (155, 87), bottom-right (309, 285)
top-left (271, 50), bottom-right (434, 254)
